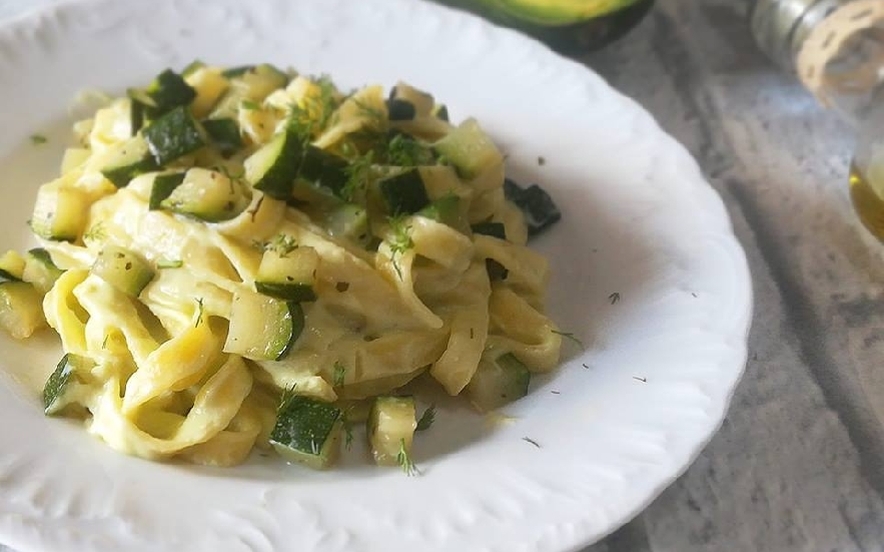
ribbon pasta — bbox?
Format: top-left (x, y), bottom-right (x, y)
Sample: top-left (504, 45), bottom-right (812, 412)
top-left (19, 65), bottom-right (562, 467)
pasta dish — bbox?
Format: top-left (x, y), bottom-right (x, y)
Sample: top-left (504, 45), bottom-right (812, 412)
top-left (0, 63), bottom-right (562, 470)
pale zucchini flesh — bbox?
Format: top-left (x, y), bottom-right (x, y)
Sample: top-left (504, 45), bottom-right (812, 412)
top-left (367, 395), bottom-right (417, 466)
top-left (0, 281), bottom-right (47, 339)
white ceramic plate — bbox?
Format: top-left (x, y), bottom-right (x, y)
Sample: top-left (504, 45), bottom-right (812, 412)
top-left (0, 0), bottom-right (752, 550)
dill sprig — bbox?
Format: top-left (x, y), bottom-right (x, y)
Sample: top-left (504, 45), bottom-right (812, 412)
top-left (397, 438), bottom-right (419, 476)
top-left (286, 75), bottom-right (340, 141)
top-left (353, 98), bottom-right (385, 127)
top-left (277, 383), bottom-right (298, 411)
top-left (261, 233), bottom-right (298, 257)
top-left (522, 437), bottom-right (541, 448)
top-left (82, 222), bottom-right (106, 244)
top-left (387, 215), bottom-right (414, 280)
top-left (194, 297), bottom-right (205, 328)
top-left (415, 404), bottom-right (436, 432)
top-left (341, 149), bottom-right (374, 202)
top-left (551, 329), bottom-right (584, 350)
top-left (333, 361), bottom-right (347, 388)
top-left (385, 133), bottom-right (432, 167)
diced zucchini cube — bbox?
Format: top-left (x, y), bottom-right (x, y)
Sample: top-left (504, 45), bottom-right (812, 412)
top-left (22, 248), bottom-right (64, 294)
top-left (471, 221), bottom-right (507, 240)
top-left (323, 203), bottom-right (370, 246)
top-left (202, 118), bottom-right (243, 156)
top-left (223, 290), bottom-right (304, 360)
top-left (298, 146), bottom-right (348, 197)
top-left (43, 353), bottom-right (93, 416)
top-left (149, 171), bottom-right (187, 210)
top-left (367, 396), bottom-right (417, 466)
top-left (433, 118), bottom-right (503, 179)
top-left (0, 250), bottom-right (26, 281)
top-left (389, 83), bottom-right (435, 117)
top-left (91, 244), bottom-right (154, 297)
top-left (244, 129), bottom-right (304, 199)
top-left (159, 168), bottom-right (251, 222)
top-left (0, 281), bottom-right (47, 339)
top-left (465, 354), bottom-right (530, 413)
top-left (144, 68), bottom-right (197, 115)
top-left (270, 395), bottom-right (343, 470)
top-left (255, 245), bottom-right (319, 302)
top-left (30, 182), bottom-right (90, 241)
top-left (143, 106), bottom-right (207, 165)
top-left (378, 168), bottom-right (430, 215)
top-left (100, 135), bottom-right (158, 187)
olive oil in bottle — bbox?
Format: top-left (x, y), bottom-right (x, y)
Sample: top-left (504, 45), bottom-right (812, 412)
top-left (752, 0), bottom-right (884, 240)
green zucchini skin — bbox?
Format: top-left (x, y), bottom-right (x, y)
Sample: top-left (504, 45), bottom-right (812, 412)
top-left (298, 146), bottom-right (348, 197)
top-left (503, 178), bottom-right (561, 238)
top-left (378, 169), bottom-right (431, 216)
top-left (143, 69), bottom-right (197, 116)
top-left (465, 353), bottom-right (531, 412)
top-left (101, 136), bottom-right (158, 188)
top-left (22, 248), bottom-right (64, 294)
top-left (223, 292), bottom-right (304, 361)
top-left (43, 353), bottom-right (93, 416)
top-left (244, 129), bottom-right (305, 199)
top-left (202, 118), bottom-right (243, 156)
top-left (143, 106), bottom-right (207, 165)
top-left (149, 172), bottom-right (186, 210)
top-left (471, 221), bottom-right (507, 240)
top-left (270, 395), bottom-right (343, 470)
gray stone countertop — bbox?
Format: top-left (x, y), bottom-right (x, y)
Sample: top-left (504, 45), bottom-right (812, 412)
top-left (3, 0), bottom-right (884, 551)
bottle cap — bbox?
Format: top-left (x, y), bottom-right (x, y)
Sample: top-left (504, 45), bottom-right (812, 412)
top-left (797, 0), bottom-right (884, 106)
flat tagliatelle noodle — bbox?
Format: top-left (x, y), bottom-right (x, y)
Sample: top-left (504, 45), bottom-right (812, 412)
top-left (12, 63), bottom-right (563, 467)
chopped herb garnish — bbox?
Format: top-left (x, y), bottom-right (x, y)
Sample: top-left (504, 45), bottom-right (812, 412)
top-left (415, 404), bottom-right (436, 432)
top-left (157, 259), bottom-right (183, 269)
top-left (263, 233), bottom-right (298, 256)
top-left (194, 297), bottom-right (204, 328)
top-left (386, 133), bottom-right (431, 167)
top-left (341, 150), bottom-right (374, 202)
top-left (582, 363), bottom-right (590, 370)
top-left (30, 134), bottom-right (48, 145)
top-left (241, 99), bottom-right (260, 110)
top-left (522, 437), bottom-right (541, 448)
top-left (333, 361), bottom-right (346, 388)
top-left (551, 330), bottom-right (584, 350)
top-left (397, 437), bottom-right (419, 476)
top-left (82, 222), bottom-right (106, 243)
top-left (609, 292), bottom-right (621, 304)
top-left (343, 422), bottom-right (354, 450)
top-left (353, 98), bottom-right (385, 126)
top-left (387, 215), bottom-right (414, 280)
top-left (101, 334), bottom-right (109, 350)
top-left (277, 383), bottom-right (297, 410)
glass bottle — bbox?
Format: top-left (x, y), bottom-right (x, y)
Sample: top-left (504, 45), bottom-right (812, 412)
top-left (751, 0), bottom-right (884, 239)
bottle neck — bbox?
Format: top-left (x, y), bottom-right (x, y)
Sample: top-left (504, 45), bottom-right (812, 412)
top-left (751, 0), bottom-right (845, 73)
top-left (754, 0), bottom-right (884, 128)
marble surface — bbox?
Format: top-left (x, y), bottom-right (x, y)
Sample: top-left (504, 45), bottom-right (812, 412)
top-left (2, 0), bottom-right (883, 551)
